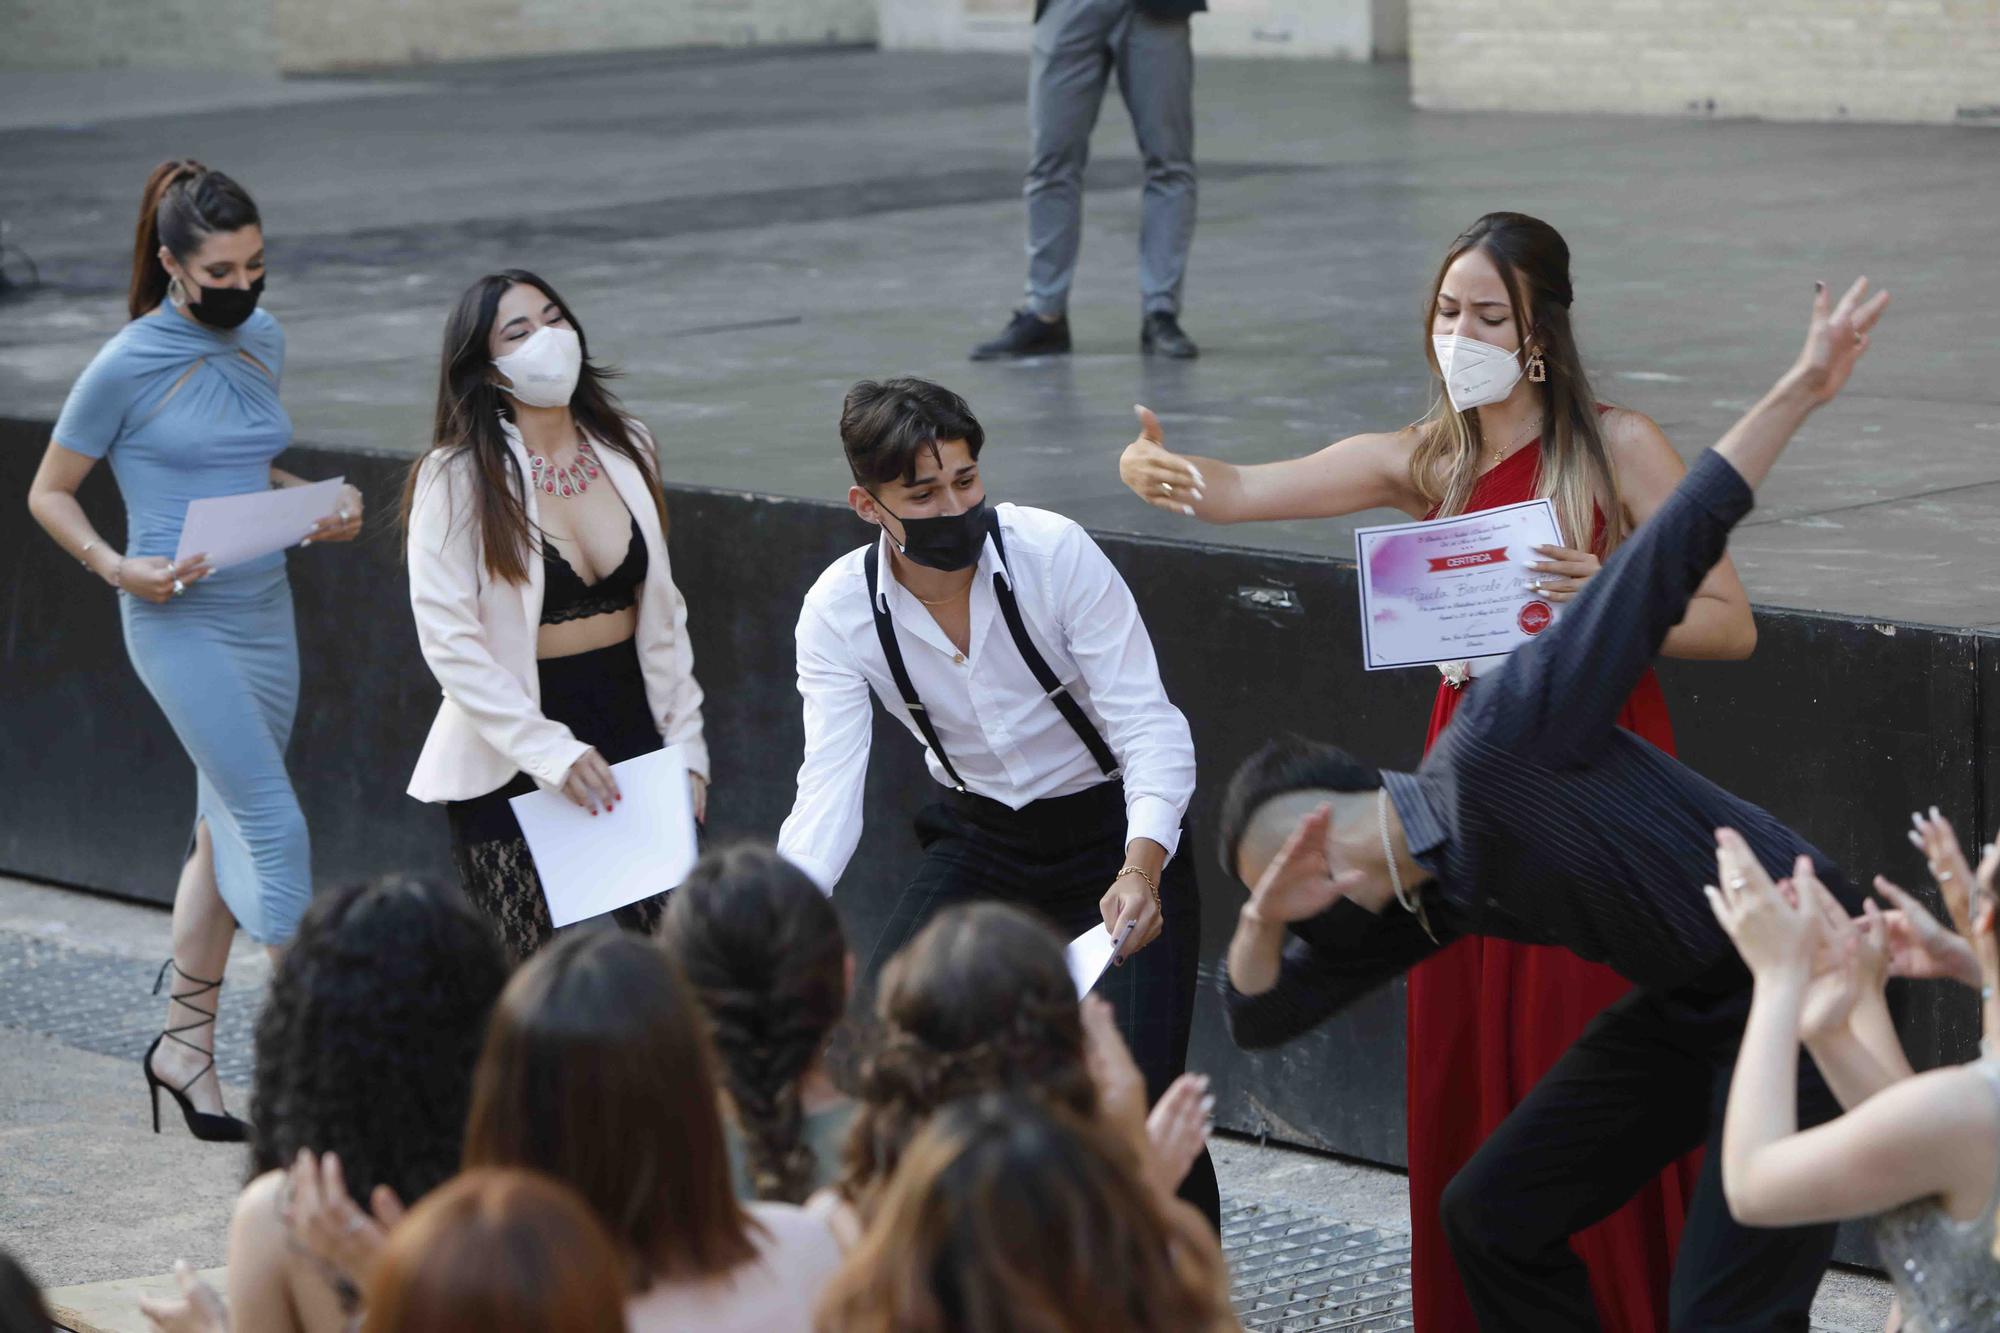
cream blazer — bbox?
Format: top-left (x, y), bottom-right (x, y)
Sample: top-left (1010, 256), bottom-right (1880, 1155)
top-left (405, 418), bottom-right (707, 803)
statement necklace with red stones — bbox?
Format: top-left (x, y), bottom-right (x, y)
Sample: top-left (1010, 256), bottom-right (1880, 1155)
top-left (529, 438), bottom-right (601, 498)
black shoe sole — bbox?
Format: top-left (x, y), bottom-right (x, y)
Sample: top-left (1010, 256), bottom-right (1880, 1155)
top-left (1140, 336), bottom-right (1199, 360)
top-left (969, 341), bottom-right (1073, 362)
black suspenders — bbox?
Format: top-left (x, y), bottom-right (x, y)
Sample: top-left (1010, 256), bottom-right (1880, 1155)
top-left (862, 511), bottom-right (1120, 794)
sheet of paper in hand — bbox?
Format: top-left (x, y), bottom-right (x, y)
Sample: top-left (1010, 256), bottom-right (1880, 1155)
top-left (1065, 921), bottom-right (1136, 1000)
top-left (509, 745), bottom-right (699, 928)
top-left (1354, 498), bottom-right (1564, 671)
top-left (174, 477), bottom-right (345, 572)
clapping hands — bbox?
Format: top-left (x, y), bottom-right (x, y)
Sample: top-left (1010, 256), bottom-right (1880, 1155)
top-left (1705, 830), bottom-right (1822, 981)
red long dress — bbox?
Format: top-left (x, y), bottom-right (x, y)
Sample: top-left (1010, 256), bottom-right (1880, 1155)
top-left (1406, 432), bottom-right (1700, 1332)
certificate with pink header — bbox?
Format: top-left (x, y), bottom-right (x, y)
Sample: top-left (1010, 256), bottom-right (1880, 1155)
top-left (1354, 498), bottom-right (1564, 671)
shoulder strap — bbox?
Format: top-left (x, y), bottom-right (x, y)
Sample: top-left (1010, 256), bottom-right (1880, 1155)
top-left (864, 541), bottom-right (968, 792)
top-left (987, 512), bottom-right (1121, 780)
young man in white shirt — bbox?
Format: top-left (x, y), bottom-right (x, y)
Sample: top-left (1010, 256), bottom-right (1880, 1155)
top-left (776, 377), bottom-right (1216, 1223)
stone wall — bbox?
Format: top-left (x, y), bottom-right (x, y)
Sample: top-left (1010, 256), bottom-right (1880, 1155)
top-left (1409, 0), bottom-right (2000, 125)
top-left (0, 0), bottom-right (875, 74)
top-left (876, 0), bottom-right (1408, 60)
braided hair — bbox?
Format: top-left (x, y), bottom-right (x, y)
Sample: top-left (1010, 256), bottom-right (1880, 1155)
top-left (663, 845), bottom-right (848, 1203)
top-left (838, 902), bottom-right (1095, 1220)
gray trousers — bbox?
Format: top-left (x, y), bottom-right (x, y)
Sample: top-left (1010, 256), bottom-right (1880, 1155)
top-left (1025, 0), bottom-right (1195, 319)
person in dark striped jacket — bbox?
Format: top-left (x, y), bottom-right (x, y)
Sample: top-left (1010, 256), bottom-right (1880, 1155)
top-left (1217, 277), bottom-right (1899, 1331)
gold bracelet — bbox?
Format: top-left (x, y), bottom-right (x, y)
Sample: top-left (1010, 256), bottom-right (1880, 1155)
top-left (1116, 864), bottom-right (1161, 910)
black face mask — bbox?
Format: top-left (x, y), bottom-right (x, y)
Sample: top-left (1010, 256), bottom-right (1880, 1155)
top-left (182, 275), bottom-right (265, 330)
top-left (874, 495), bottom-right (990, 572)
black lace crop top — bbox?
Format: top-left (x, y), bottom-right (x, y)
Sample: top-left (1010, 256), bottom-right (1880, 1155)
top-left (541, 514), bottom-right (647, 625)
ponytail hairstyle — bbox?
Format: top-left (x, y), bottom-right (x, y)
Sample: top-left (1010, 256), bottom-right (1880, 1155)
top-left (1408, 211), bottom-right (1626, 555)
top-left (663, 845), bottom-right (850, 1204)
top-left (398, 269), bottom-right (666, 584)
top-left (838, 903), bottom-right (1095, 1221)
top-left (129, 159), bottom-right (261, 320)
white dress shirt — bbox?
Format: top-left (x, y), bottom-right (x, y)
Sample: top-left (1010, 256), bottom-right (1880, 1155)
top-left (776, 503), bottom-right (1195, 893)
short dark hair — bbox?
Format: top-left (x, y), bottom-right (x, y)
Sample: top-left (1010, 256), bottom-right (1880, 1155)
top-left (839, 377), bottom-right (986, 488)
top-left (1217, 736), bottom-right (1383, 879)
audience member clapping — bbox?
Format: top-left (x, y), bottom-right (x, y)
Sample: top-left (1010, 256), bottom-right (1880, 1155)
top-left (359, 1168), bottom-right (628, 1333)
top-left (816, 1093), bottom-right (1238, 1333)
top-left (664, 845), bottom-right (856, 1203)
top-left (141, 877), bottom-right (508, 1333)
top-left (1706, 817), bottom-right (2000, 1330)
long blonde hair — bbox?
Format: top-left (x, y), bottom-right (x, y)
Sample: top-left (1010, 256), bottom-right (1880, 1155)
top-left (1408, 212), bottom-right (1625, 555)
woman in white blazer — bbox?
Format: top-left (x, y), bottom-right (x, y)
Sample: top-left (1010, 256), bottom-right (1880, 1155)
top-left (401, 270), bottom-right (707, 960)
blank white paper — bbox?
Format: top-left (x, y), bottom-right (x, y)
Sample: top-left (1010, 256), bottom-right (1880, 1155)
top-left (175, 477), bottom-right (346, 572)
top-left (509, 745), bottom-right (699, 929)
top-left (1064, 921), bottom-right (1133, 1000)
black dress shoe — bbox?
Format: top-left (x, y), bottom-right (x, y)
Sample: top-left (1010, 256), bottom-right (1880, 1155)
top-left (1141, 312), bottom-right (1199, 359)
top-left (970, 309), bottom-right (1072, 361)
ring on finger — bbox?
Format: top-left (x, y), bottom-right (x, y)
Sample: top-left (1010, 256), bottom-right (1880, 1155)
top-left (1159, 481), bottom-right (1174, 496)
top-left (171, 578), bottom-right (187, 597)
top-left (1728, 876), bottom-right (1747, 890)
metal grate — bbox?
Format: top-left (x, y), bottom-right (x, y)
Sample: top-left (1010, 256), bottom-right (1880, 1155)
top-left (1224, 1202), bottom-right (1414, 1331)
top-left (0, 929), bottom-right (263, 1084)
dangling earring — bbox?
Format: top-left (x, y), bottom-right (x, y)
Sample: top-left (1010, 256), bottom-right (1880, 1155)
top-left (167, 274), bottom-right (185, 305)
top-left (1526, 348), bottom-right (1547, 383)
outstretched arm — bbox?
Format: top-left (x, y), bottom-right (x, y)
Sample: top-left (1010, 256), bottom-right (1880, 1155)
top-left (1461, 279), bottom-right (1888, 764)
top-left (1119, 406), bottom-right (1425, 524)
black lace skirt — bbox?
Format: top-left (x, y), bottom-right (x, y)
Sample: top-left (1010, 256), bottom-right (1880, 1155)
top-left (446, 637), bottom-right (670, 963)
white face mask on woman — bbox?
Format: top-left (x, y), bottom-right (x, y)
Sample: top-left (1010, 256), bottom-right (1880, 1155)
top-left (1432, 332), bottom-right (1529, 413)
top-left (493, 325), bottom-right (582, 408)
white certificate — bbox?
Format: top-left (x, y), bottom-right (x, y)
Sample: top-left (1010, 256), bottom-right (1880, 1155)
top-left (174, 477), bottom-right (345, 572)
top-left (509, 745), bottom-right (699, 929)
top-left (1354, 499), bottom-right (1565, 671)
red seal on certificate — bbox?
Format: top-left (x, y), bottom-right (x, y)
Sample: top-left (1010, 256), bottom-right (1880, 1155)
top-left (1517, 600), bottom-right (1553, 635)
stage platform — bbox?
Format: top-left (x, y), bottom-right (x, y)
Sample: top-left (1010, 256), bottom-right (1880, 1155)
top-left (2, 45), bottom-right (1996, 628)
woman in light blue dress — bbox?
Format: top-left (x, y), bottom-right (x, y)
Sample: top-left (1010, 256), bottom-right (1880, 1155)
top-left (27, 160), bottom-right (363, 1142)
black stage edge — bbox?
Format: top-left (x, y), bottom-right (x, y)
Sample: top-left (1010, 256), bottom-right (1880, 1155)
top-left (3, 422), bottom-right (1984, 1189)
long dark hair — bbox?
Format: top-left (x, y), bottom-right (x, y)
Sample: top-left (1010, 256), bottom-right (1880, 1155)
top-left (128, 158), bottom-right (261, 320)
top-left (664, 844), bottom-right (849, 1204)
top-left (462, 932), bottom-right (758, 1287)
top-left (1409, 211), bottom-right (1625, 554)
top-left (360, 1168), bottom-right (628, 1333)
top-left (815, 1096), bottom-right (1235, 1333)
top-left (398, 269), bottom-right (668, 584)
top-left (248, 877), bottom-right (508, 1209)
top-left (839, 904), bottom-right (1095, 1220)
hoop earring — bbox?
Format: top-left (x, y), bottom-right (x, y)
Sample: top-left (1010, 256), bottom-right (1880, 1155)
top-left (167, 275), bottom-right (185, 305)
top-left (1526, 349), bottom-right (1547, 383)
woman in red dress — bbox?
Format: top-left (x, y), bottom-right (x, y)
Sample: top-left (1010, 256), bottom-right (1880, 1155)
top-left (1118, 212), bottom-right (1757, 1330)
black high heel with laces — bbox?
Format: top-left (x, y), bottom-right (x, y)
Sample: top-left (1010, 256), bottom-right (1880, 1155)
top-left (143, 959), bottom-right (250, 1143)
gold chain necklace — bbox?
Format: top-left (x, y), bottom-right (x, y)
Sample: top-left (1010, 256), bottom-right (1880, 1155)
top-left (912, 580), bottom-right (973, 608)
top-left (1487, 416), bottom-right (1540, 467)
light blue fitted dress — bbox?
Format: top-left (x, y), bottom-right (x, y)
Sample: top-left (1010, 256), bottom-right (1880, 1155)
top-left (53, 306), bottom-right (311, 944)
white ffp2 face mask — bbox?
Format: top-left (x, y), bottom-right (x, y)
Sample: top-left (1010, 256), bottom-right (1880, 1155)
top-left (1432, 333), bottom-right (1528, 413)
top-left (493, 325), bottom-right (583, 408)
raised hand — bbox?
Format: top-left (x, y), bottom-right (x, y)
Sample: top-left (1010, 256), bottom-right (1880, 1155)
top-left (1706, 830), bottom-right (1821, 979)
top-left (1144, 1072), bottom-right (1215, 1197)
top-left (1907, 806), bottom-right (1977, 935)
top-left (1788, 276), bottom-right (1891, 407)
top-left (1119, 405), bottom-right (1205, 516)
top-left (137, 1259), bottom-right (228, 1333)
top-left (283, 1148), bottom-right (404, 1289)
top-left (1872, 876), bottom-right (1981, 989)
top-left (1243, 805), bottom-right (1366, 925)
top-left (1797, 870), bottom-right (1865, 1040)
